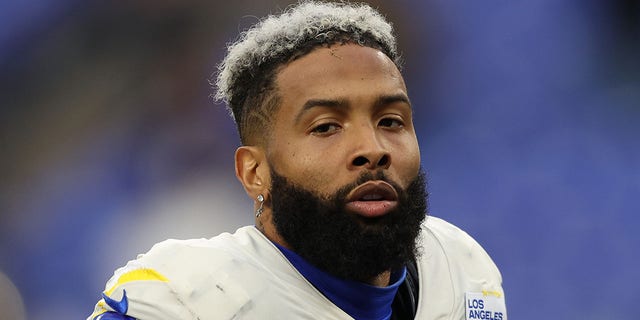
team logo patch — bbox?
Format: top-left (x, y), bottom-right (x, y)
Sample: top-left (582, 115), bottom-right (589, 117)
top-left (465, 291), bottom-right (507, 320)
top-left (103, 289), bottom-right (129, 314)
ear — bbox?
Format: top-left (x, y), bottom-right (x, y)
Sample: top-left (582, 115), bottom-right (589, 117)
top-left (235, 146), bottom-right (270, 199)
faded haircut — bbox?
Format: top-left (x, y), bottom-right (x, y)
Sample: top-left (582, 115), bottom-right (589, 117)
top-left (214, 1), bottom-right (401, 145)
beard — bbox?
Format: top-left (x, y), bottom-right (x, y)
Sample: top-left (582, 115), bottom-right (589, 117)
top-left (269, 168), bottom-right (428, 283)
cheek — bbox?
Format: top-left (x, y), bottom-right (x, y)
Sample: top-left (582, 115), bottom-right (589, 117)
top-left (270, 142), bottom-right (335, 188)
top-left (296, 151), bottom-right (340, 191)
top-left (407, 136), bottom-right (421, 167)
top-left (390, 135), bottom-right (421, 181)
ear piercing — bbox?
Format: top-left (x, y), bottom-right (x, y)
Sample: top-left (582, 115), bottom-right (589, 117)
top-left (255, 194), bottom-right (265, 218)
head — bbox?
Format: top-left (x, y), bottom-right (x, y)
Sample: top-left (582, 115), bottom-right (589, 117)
top-left (215, 1), bottom-right (400, 146)
top-left (215, 1), bottom-right (428, 284)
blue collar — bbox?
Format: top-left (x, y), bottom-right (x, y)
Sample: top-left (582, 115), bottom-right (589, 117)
top-left (273, 242), bottom-right (406, 320)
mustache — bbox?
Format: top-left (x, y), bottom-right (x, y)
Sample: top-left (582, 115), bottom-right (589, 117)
top-left (332, 170), bottom-right (404, 204)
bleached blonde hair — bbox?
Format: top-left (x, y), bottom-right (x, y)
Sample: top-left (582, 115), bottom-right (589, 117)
top-left (214, 1), bottom-right (400, 145)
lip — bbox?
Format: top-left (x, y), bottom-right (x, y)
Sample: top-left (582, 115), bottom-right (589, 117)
top-left (345, 181), bottom-right (399, 218)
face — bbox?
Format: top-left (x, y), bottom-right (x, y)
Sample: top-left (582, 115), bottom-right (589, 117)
top-left (256, 44), bottom-right (426, 283)
top-left (267, 43), bottom-right (421, 202)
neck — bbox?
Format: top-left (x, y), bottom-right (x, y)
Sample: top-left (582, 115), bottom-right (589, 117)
top-left (260, 222), bottom-right (392, 287)
top-left (369, 270), bottom-right (391, 287)
top-left (271, 240), bottom-right (406, 320)
top-left (256, 210), bottom-right (291, 248)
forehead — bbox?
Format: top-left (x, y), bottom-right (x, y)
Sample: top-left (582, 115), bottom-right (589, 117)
top-left (274, 44), bottom-right (406, 109)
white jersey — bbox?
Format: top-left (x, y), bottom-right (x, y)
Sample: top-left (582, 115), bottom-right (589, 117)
top-left (88, 216), bottom-right (506, 319)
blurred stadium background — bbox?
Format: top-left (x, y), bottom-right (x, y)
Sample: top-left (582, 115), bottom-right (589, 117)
top-left (1, 0), bottom-right (638, 319)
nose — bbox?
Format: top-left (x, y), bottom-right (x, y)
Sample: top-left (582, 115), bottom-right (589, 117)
top-left (348, 128), bottom-right (391, 171)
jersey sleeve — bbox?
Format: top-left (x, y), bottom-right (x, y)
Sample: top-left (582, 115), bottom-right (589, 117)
top-left (87, 236), bottom-right (266, 320)
top-left (87, 258), bottom-right (197, 320)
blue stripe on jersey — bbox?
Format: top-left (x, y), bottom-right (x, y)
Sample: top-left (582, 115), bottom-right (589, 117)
top-left (93, 311), bottom-right (136, 320)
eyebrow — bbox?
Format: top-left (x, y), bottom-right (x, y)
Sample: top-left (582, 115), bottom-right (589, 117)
top-left (294, 93), bottom-right (412, 125)
top-left (294, 98), bottom-right (348, 124)
top-left (373, 93), bottom-right (412, 111)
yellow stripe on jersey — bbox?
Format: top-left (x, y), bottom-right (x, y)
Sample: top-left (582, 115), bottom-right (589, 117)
top-left (482, 290), bottom-right (503, 298)
top-left (105, 268), bottom-right (169, 296)
top-left (89, 305), bottom-right (107, 320)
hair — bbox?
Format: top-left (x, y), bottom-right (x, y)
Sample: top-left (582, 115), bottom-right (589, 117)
top-left (214, 1), bottom-right (401, 145)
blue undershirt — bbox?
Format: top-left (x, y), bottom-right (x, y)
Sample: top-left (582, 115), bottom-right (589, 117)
top-left (272, 242), bottom-right (406, 320)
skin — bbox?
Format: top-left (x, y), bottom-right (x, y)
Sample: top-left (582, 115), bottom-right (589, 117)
top-left (235, 43), bottom-right (421, 286)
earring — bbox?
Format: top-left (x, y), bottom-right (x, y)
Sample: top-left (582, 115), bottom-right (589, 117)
top-left (255, 194), bottom-right (265, 218)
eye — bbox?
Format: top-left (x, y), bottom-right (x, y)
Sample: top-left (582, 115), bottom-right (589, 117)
top-left (378, 117), bottom-right (404, 128)
top-left (310, 122), bottom-right (341, 135)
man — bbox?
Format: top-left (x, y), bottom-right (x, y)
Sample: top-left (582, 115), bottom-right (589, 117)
top-left (88, 2), bottom-right (506, 319)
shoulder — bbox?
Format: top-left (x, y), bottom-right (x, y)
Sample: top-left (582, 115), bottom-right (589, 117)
top-left (419, 216), bottom-right (502, 282)
top-left (415, 216), bottom-right (505, 318)
top-left (421, 215), bottom-right (479, 244)
top-left (144, 225), bottom-right (259, 257)
top-left (137, 227), bottom-right (259, 270)
top-left (132, 225), bottom-right (276, 302)
top-left (89, 226), bottom-right (276, 320)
